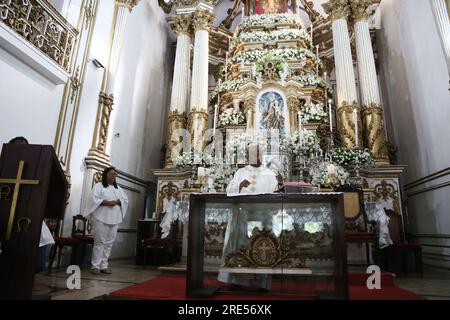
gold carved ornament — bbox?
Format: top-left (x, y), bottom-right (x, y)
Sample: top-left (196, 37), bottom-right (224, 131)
top-left (165, 112), bottom-right (188, 168)
top-left (167, 13), bottom-right (192, 35)
top-left (157, 182), bottom-right (180, 217)
top-left (349, 0), bottom-right (373, 22)
top-left (322, 0), bottom-right (351, 21)
top-left (97, 92), bottom-right (114, 152)
top-left (336, 101), bottom-right (363, 149)
top-left (116, 0), bottom-right (140, 12)
top-left (374, 180), bottom-right (400, 214)
top-left (0, 0), bottom-right (78, 72)
top-left (225, 229), bottom-right (306, 269)
top-left (362, 103), bottom-right (389, 161)
top-left (0, 161), bottom-right (39, 241)
top-left (192, 9), bottom-right (215, 32)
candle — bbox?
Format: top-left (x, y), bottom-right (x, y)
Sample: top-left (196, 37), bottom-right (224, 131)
top-left (327, 164), bottom-right (336, 175)
top-left (316, 45), bottom-right (320, 75)
top-left (328, 100), bottom-right (333, 133)
top-left (310, 24), bottom-right (314, 45)
top-left (213, 104), bottom-right (218, 137)
top-left (353, 109), bottom-right (359, 148)
top-left (242, 9), bottom-right (245, 20)
top-left (225, 52), bottom-right (229, 81)
top-left (298, 111), bottom-right (303, 147)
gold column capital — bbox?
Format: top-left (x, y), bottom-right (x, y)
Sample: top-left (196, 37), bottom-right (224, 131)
top-left (192, 9), bottom-right (215, 32)
top-left (116, 0), bottom-right (140, 12)
top-left (350, 0), bottom-right (373, 22)
top-left (167, 13), bottom-right (193, 35)
top-left (323, 0), bottom-right (351, 21)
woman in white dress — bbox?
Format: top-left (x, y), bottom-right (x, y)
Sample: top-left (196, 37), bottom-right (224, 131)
top-left (84, 167), bottom-right (128, 275)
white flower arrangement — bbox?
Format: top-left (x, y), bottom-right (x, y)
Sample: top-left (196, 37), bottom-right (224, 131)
top-left (292, 74), bottom-right (333, 94)
top-left (210, 78), bottom-right (246, 103)
top-left (283, 129), bottom-right (321, 156)
top-left (231, 48), bottom-right (315, 65)
top-left (301, 103), bottom-right (328, 123)
top-left (238, 13), bottom-right (306, 31)
top-left (208, 163), bottom-right (238, 191)
top-left (225, 132), bottom-right (269, 164)
top-left (232, 29), bottom-right (311, 50)
top-left (310, 162), bottom-right (350, 188)
top-left (218, 109), bottom-right (246, 127)
top-left (330, 148), bottom-right (375, 167)
top-left (173, 151), bottom-right (217, 168)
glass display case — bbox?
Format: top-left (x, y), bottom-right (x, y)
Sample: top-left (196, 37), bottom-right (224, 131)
top-left (186, 193), bottom-right (348, 300)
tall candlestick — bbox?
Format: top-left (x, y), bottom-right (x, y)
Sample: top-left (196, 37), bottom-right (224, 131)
top-left (225, 52), bottom-right (229, 81)
top-left (328, 99), bottom-right (333, 133)
top-left (298, 111), bottom-right (303, 147)
top-left (310, 24), bottom-right (314, 46)
top-left (316, 45), bottom-right (320, 75)
top-left (353, 108), bottom-right (359, 148)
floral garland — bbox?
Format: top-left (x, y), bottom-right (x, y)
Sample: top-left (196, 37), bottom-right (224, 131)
top-left (218, 109), bottom-right (246, 127)
top-left (301, 103), bottom-right (328, 123)
top-left (232, 29), bottom-right (312, 50)
top-left (330, 148), bottom-right (375, 167)
top-left (210, 78), bottom-right (246, 103)
top-left (310, 162), bottom-right (350, 188)
top-left (237, 13), bottom-right (306, 32)
top-left (283, 129), bottom-right (321, 156)
top-left (208, 164), bottom-right (238, 191)
top-left (231, 48), bottom-right (316, 65)
top-left (292, 74), bottom-right (333, 94)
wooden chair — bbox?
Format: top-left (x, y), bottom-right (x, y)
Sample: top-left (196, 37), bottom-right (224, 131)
top-left (47, 215), bottom-right (94, 273)
top-left (384, 212), bottom-right (423, 278)
top-left (141, 216), bottom-right (177, 268)
top-left (336, 186), bottom-right (379, 266)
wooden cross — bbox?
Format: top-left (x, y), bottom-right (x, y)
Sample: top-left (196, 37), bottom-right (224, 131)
top-left (0, 161), bottom-right (39, 240)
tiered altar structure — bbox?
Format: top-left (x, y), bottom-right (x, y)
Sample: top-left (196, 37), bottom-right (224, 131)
top-left (152, 0), bottom-right (406, 264)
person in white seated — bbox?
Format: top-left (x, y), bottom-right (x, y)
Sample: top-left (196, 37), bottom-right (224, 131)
top-left (218, 146), bottom-right (283, 292)
top-left (84, 167), bottom-right (128, 275)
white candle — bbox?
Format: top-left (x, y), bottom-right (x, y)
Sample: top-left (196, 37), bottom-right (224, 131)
top-left (316, 45), bottom-right (320, 75)
top-left (213, 104), bottom-right (218, 137)
top-left (225, 52), bottom-right (229, 81)
top-left (198, 167), bottom-right (206, 178)
top-left (327, 164), bottom-right (336, 175)
top-left (353, 108), bottom-right (359, 148)
top-left (310, 24), bottom-right (314, 45)
top-left (298, 111), bottom-right (303, 146)
top-left (242, 9), bottom-right (245, 20)
top-left (328, 100), bottom-right (333, 133)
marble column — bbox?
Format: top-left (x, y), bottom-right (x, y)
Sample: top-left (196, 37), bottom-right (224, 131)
top-left (323, 0), bottom-right (362, 149)
top-left (351, 0), bottom-right (389, 164)
top-left (189, 9), bottom-right (215, 158)
top-left (165, 14), bottom-right (193, 168)
top-left (89, 0), bottom-right (139, 160)
top-left (431, 0), bottom-right (450, 77)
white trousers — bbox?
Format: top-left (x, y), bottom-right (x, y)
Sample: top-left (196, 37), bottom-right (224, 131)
top-left (91, 217), bottom-right (119, 270)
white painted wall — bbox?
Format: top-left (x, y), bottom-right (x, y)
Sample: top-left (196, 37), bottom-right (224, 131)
top-left (61, 0), bottom-right (174, 261)
top-left (378, 0), bottom-right (450, 269)
top-left (0, 45), bottom-right (65, 146)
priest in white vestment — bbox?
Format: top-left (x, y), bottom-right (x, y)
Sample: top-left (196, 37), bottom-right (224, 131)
top-left (84, 167), bottom-right (128, 274)
top-left (218, 147), bottom-right (283, 291)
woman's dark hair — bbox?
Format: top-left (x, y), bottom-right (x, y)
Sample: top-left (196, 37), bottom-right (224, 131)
top-left (9, 137), bottom-right (29, 144)
top-left (102, 167), bottom-right (118, 189)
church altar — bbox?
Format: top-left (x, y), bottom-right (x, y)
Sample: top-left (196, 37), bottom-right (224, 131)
top-left (186, 193), bottom-right (348, 299)
top-left (151, 0), bottom-right (406, 267)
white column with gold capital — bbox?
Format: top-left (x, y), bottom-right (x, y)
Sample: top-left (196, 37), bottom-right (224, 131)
top-left (165, 14), bottom-right (192, 168)
top-left (188, 9), bottom-right (215, 157)
top-left (89, 0), bottom-right (139, 160)
top-left (323, 0), bottom-right (362, 149)
top-left (351, 0), bottom-right (389, 164)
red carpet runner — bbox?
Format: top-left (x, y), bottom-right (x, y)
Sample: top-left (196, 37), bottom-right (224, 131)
top-left (110, 273), bottom-right (425, 300)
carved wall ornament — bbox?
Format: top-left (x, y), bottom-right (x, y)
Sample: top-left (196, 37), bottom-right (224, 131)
top-left (97, 92), bottom-right (114, 152)
top-left (167, 13), bottom-right (192, 35)
top-left (93, 171), bottom-right (103, 185)
top-left (165, 111), bottom-right (188, 168)
top-left (362, 103), bottom-right (389, 162)
top-left (84, 0), bottom-right (95, 30)
top-left (192, 9), bottom-right (215, 32)
top-left (157, 181), bottom-right (181, 216)
top-left (350, 0), bottom-right (373, 22)
top-left (70, 66), bottom-right (81, 104)
top-left (323, 0), bottom-right (351, 21)
top-left (374, 180), bottom-right (400, 213)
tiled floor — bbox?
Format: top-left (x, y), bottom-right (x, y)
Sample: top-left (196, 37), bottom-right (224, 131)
top-left (32, 260), bottom-right (450, 300)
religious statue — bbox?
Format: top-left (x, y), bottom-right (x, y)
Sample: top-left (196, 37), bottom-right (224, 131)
top-left (262, 93), bottom-right (285, 130)
top-left (248, 0), bottom-right (289, 15)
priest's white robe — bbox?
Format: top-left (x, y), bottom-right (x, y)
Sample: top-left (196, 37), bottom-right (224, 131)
top-left (84, 183), bottom-right (129, 270)
top-left (218, 165), bottom-right (279, 290)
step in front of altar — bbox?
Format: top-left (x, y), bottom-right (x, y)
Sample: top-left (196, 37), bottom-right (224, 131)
top-left (219, 268), bottom-right (313, 275)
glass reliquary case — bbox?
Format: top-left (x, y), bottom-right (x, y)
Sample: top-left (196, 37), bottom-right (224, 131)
top-left (186, 193), bottom-right (349, 300)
